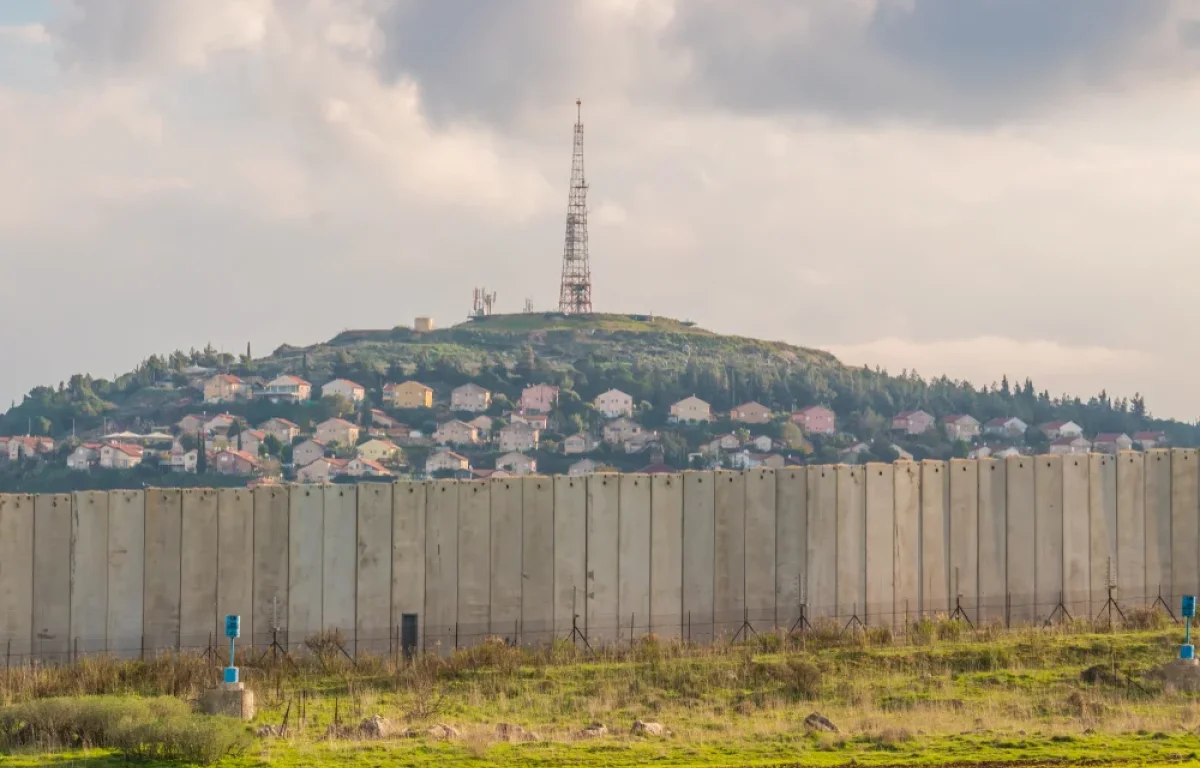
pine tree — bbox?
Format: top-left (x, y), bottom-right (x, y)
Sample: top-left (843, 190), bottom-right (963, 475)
top-left (196, 430), bottom-right (207, 474)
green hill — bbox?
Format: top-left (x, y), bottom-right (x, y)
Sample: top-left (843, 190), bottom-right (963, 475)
top-left (0, 313), bottom-right (1192, 470)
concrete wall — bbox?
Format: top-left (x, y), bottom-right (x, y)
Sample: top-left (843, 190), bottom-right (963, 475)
top-left (744, 469), bottom-right (776, 629)
top-left (456, 482), bottom-right (490, 646)
top-left (356, 483), bottom-right (393, 653)
top-left (5, 455), bottom-right (1195, 662)
top-left (977, 459), bottom-right (1006, 623)
top-left (774, 468), bottom-right (806, 628)
top-left (0, 495), bottom-right (34, 658)
top-left (107, 491), bottom-right (145, 658)
top-left (323, 484), bottom-right (357, 650)
top-left (682, 471), bottom-right (715, 642)
top-left (179, 490), bottom-right (217, 651)
top-left (650, 474), bottom-right (684, 638)
top-left (489, 478), bottom-right (523, 642)
top-left (71, 491), bottom-right (109, 654)
top-left (521, 477), bottom-right (554, 643)
top-left (713, 470), bottom-right (746, 637)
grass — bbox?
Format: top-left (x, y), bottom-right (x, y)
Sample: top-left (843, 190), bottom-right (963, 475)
top-left (1, 618), bottom-right (1197, 766)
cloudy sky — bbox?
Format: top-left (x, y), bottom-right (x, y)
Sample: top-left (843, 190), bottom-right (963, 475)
top-left (3, 0), bottom-right (1200, 418)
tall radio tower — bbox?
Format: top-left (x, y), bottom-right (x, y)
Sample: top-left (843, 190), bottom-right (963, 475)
top-left (558, 99), bottom-right (592, 314)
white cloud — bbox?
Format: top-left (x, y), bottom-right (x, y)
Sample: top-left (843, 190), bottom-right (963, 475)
top-left (3, 0), bottom-right (1200, 421)
top-left (0, 24), bottom-right (50, 45)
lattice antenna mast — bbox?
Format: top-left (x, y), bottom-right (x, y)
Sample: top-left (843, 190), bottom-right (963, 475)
top-left (558, 99), bottom-right (592, 314)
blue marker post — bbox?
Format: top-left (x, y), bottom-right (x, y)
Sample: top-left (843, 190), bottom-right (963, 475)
top-left (1182, 596), bottom-right (1196, 661)
top-left (224, 614), bottom-right (241, 684)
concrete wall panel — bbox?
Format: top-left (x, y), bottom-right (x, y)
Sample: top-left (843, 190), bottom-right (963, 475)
top-left (1006, 456), bottom-right (1035, 624)
top-left (252, 486), bottom-right (289, 648)
top-left (836, 465), bottom-right (866, 621)
top-left (949, 460), bottom-right (979, 623)
top-left (357, 483), bottom-right (393, 654)
top-left (108, 491), bottom-right (146, 659)
top-left (391, 481), bottom-right (425, 643)
top-left (287, 485), bottom-right (324, 650)
top-left (775, 468), bottom-right (807, 628)
top-left (893, 463), bottom-right (920, 624)
top-left (650, 474), bottom-right (683, 638)
top-left (713, 470), bottom-right (746, 637)
top-left (33, 494), bottom-right (72, 660)
top-left (1171, 449), bottom-right (1199, 608)
top-left (323, 485), bottom-right (357, 647)
top-left (490, 478), bottom-right (523, 642)
top-left (71, 491), bottom-right (109, 654)
top-left (553, 476), bottom-right (586, 639)
top-left (806, 466), bottom-right (837, 619)
top-left (425, 480), bottom-right (459, 653)
top-left (142, 490), bottom-right (181, 655)
top-left (682, 471), bottom-right (715, 643)
top-left (977, 459), bottom-right (1007, 622)
top-left (457, 481), bottom-right (491, 645)
top-left (618, 474), bottom-right (651, 640)
top-left (1034, 456), bottom-right (1064, 621)
top-left (0, 495), bottom-right (34, 658)
top-left (920, 461), bottom-right (949, 616)
top-left (1062, 456), bottom-right (1090, 619)
top-left (216, 489), bottom-right (254, 651)
top-left (179, 490), bottom-right (218, 652)
top-left (744, 468), bottom-right (776, 628)
top-left (864, 463), bottom-right (894, 627)
top-left (586, 474), bottom-right (620, 645)
top-left (1116, 451), bottom-right (1146, 606)
top-left (1144, 449), bottom-right (1172, 605)
top-left (1088, 455), bottom-right (1118, 618)
top-left (521, 477), bottom-right (554, 643)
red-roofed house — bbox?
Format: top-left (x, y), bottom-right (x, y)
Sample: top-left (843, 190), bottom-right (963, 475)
top-left (1039, 420), bottom-right (1083, 440)
top-left (1134, 431), bottom-right (1167, 449)
top-left (203, 374), bottom-right (244, 403)
top-left (99, 442), bottom-right (143, 469)
top-left (519, 384), bottom-right (560, 414)
top-left (1049, 436), bottom-right (1092, 455)
top-left (346, 457), bottom-right (393, 477)
top-left (984, 417), bottom-right (1028, 438)
top-left (942, 414), bottom-right (981, 442)
top-left (730, 401), bottom-right (772, 425)
top-left (791, 405), bottom-right (835, 435)
top-left (892, 410), bottom-right (934, 435)
top-left (261, 375), bottom-right (312, 403)
top-left (321, 379), bottom-right (366, 403)
top-left (214, 449), bottom-right (260, 475)
top-left (1092, 433), bottom-right (1133, 454)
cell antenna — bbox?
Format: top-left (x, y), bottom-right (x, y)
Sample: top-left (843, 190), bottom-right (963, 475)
top-left (558, 99), bottom-right (593, 314)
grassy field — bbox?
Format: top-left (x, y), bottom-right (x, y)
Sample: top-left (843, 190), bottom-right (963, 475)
top-left (2, 617), bottom-right (1198, 767)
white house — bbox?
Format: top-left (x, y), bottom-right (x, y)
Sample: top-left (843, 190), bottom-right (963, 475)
top-left (314, 418), bottom-right (360, 446)
top-left (496, 451), bottom-right (537, 475)
top-left (563, 433), bottom-right (596, 455)
top-left (261, 375), bottom-right (312, 403)
top-left (942, 414), bottom-right (981, 442)
top-left (292, 439), bottom-right (327, 468)
top-left (1092, 433), bottom-right (1133, 454)
top-left (297, 457), bottom-right (347, 483)
top-left (451, 383), bottom-right (492, 413)
top-left (569, 458), bottom-right (601, 476)
top-left (434, 420), bottom-right (479, 445)
top-left (1049, 436), bottom-right (1092, 455)
top-left (746, 435), bottom-right (774, 453)
top-left (602, 417), bottom-right (642, 445)
top-left (669, 396), bottom-right (712, 423)
top-left (1040, 420), bottom-right (1083, 440)
top-left (426, 450), bottom-right (469, 474)
top-left (321, 379), bottom-right (366, 403)
top-left (67, 443), bottom-right (101, 471)
top-left (519, 384), bottom-right (559, 414)
top-left (594, 389), bottom-right (634, 418)
top-left (499, 422), bottom-right (539, 452)
top-left (984, 417), bottom-right (1028, 438)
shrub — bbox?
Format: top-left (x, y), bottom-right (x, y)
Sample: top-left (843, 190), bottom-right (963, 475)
top-left (0, 696), bottom-right (250, 765)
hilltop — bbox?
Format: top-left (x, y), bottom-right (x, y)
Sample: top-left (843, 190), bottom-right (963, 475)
top-left (0, 312), bottom-right (1195, 490)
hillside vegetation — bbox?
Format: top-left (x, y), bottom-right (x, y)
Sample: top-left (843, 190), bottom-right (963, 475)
top-left (0, 312), bottom-right (1192, 472)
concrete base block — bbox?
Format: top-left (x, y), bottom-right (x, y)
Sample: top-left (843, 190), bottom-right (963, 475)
top-left (1161, 659), bottom-right (1200, 692)
top-left (201, 682), bottom-right (256, 720)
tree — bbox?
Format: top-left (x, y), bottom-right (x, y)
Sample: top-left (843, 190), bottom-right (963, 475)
top-left (262, 434), bottom-right (283, 457)
top-left (196, 431), bottom-right (208, 474)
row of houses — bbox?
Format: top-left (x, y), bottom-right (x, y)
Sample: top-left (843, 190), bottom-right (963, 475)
top-left (894, 411), bottom-right (1168, 451)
